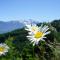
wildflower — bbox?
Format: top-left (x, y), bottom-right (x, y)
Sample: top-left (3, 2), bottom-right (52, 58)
top-left (0, 43), bottom-right (9, 56)
top-left (27, 24), bottom-right (50, 46)
top-left (25, 23), bottom-right (39, 34)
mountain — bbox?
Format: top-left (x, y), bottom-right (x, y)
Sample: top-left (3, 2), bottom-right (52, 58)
top-left (0, 21), bottom-right (24, 34)
top-left (0, 20), bottom-right (39, 34)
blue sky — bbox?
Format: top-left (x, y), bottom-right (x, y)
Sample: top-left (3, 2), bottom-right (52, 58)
top-left (0, 0), bottom-right (60, 22)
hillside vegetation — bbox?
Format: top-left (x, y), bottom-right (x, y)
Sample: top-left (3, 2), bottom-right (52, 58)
top-left (0, 20), bottom-right (60, 60)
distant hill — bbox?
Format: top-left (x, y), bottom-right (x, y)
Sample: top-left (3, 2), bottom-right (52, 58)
top-left (51, 20), bottom-right (60, 32)
top-left (0, 19), bottom-right (60, 34)
top-left (0, 21), bottom-right (24, 34)
top-left (0, 20), bottom-right (39, 34)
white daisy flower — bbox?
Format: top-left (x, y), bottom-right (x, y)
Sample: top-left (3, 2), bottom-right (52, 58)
top-left (25, 23), bottom-right (39, 33)
top-left (0, 43), bottom-right (9, 56)
top-left (27, 24), bottom-right (50, 46)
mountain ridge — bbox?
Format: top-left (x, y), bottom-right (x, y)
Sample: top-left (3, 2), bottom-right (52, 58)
top-left (0, 21), bottom-right (24, 34)
top-left (0, 20), bottom-right (39, 34)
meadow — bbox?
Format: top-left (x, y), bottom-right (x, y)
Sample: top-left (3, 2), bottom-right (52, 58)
top-left (0, 20), bottom-right (60, 60)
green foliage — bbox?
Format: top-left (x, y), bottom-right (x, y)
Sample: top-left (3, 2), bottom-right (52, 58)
top-left (0, 20), bottom-right (60, 60)
top-left (51, 20), bottom-right (60, 32)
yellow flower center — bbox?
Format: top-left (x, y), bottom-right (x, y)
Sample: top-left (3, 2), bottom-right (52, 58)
top-left (0, 47), bottom-right (4, 52)
top-left (34, 32), bottom-right (43, 39)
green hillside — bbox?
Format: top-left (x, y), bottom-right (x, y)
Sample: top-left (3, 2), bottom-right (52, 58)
top-left (0, 20), bottom-right (60, 60)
